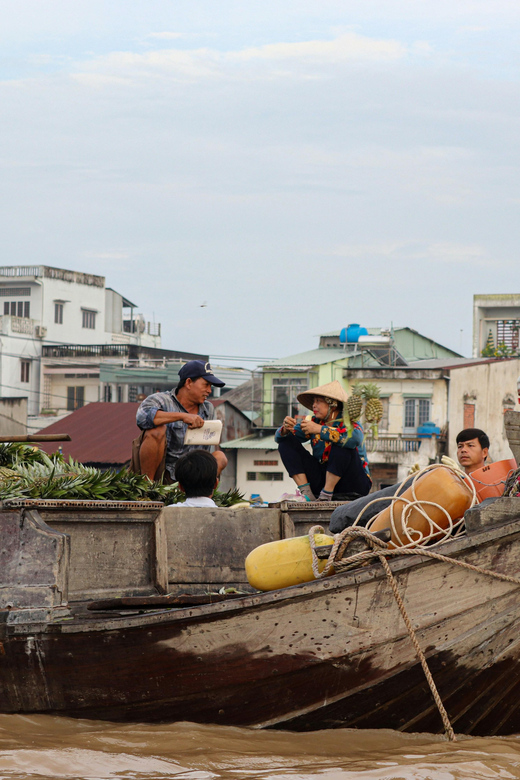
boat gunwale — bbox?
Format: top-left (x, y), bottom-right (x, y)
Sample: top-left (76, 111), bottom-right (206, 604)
top-left (6, 509), bottom-right (520, 636)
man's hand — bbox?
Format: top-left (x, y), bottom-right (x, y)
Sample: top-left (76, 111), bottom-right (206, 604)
top-left (301, 419), bottom-right (322, 435)
top-left (183, 413), bottom-right (204, 428)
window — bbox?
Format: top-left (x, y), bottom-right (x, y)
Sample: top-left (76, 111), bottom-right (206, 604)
top-left (272, 377), bottom-right (309, 426)
top-left (55, 303), bottom-right (63, 324)
top-left (0, 287), bottom-right (31, 297)
top-left (463, 403), bottom-right (475, 428)
top-left (403, 398), bottom-right (431, 433)
top-left (20, 360), bottom-right (30, 383)
top-left (496, 320), bottom-right (520, 352)
top-left (67, 386), bottom-right (85, 411)
top-left (247, 472), bottom-right (284, 481)
top-left (4, 301), bottom-right (30, 317)
top-left (254, 460), bottom-right (279, 466)
top-left (82, 309), bottom-right (96, 329)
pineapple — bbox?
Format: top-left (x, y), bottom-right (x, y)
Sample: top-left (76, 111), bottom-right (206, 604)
top-left (346, 383), bottom-right (363, 422)
top-left (362, 382), bottom-right (384, 438)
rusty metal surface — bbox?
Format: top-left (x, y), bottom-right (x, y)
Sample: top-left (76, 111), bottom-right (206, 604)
top-left (34, 402), bottom-right (141, 465)
top-left (1, 499), bottom-right (164, 510)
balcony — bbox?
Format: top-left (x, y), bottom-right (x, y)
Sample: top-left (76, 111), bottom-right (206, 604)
top-left (0, 315), bottom-right (37, 336)
top-left (365, 436), bottom-right (421, 454)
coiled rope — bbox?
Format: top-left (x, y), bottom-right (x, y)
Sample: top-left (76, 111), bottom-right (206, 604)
top-left (307, 467), bottom-right (520, 742)
top-left (352, 463), bottom-right (478, 548)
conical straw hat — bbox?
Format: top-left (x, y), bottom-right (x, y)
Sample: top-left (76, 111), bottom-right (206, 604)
top-left (297, 380), bottom-right (350, 411)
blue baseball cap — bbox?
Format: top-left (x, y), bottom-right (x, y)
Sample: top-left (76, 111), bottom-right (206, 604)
top-left (178, 360), bottom-right (225, 387)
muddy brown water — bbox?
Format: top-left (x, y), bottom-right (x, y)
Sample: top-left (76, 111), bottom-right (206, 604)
top-left (1, 716), bottom-right (520, 780)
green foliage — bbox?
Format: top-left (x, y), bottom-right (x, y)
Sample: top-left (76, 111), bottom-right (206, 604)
top-left (0, 448), bottom-right (246, 506)
top-left (481, 342), bottom-right (517, 358)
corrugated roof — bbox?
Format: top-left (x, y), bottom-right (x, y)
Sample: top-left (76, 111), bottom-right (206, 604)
top-left (406, 357), bottom-right (500, 370)
top-left (260, 347), bottom-right (350, 368)
top-left (36, 402), bottom-right (141, 465)
top-left (221, 434), bottom-right (280, 450)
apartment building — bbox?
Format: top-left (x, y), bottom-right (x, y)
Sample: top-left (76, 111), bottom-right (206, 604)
top-left (0, 265), bottom-right (161, 418)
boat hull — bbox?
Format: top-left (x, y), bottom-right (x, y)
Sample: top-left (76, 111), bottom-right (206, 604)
top-left (2, 516), bottom-right (520, 735)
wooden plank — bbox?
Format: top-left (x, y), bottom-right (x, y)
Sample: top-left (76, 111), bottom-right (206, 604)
top-left (163, 506), bottom-right (283, 588)
top-left (0, 434), bottom-right (71, 442)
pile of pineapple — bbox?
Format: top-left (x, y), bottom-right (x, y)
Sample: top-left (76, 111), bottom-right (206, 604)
top-left (0, 443), bottom-right (244, 506)
top-left (345, 382), bottom-right (384, 438)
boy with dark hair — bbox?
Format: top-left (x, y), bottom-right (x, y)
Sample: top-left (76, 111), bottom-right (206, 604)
top-left (175, 449), bottom-right (219, 507)
top-left (455, 428), bottom-right (489, 474)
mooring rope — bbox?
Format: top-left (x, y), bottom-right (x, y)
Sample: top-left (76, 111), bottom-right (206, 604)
top-left (308, 520), bottom-right (520, 742)
top-left (352, 463), bottom-right (478, 548)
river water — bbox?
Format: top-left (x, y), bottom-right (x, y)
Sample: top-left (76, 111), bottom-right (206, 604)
top-left (1, 716), bottom-right (520, 780)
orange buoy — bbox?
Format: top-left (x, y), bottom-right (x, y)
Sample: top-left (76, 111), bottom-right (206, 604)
top-left (469, 458), bottom-right (517, 501)
top-left (368, 466), bottom-right (474, 548)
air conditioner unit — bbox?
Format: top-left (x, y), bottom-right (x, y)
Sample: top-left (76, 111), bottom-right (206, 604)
top-left (35, 326), bottom-right (47, 339)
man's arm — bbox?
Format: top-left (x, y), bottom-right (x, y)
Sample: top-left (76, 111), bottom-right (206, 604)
top-left (153, 410), bottom-right (203, 428)
top-left (136, 394), bottom-right (204, 430)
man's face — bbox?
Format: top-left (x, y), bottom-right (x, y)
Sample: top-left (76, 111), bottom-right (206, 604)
top-left (457, 437), bottom-right (488, 474)
top-left (186, 377), bottom-right (213, 404)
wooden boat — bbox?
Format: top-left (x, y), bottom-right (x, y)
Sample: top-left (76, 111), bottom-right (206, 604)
top-left (1, 487), bottom-right (520, 736)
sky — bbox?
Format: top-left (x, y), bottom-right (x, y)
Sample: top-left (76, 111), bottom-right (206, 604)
top-left (1, 1), bottom-right (519, 365)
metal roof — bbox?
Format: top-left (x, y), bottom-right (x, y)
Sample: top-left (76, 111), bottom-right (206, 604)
top-left (220, 434), bottom-right (280, 450)
top-left (260, 347), bottom-right (351, 368)
top-left (406, 357), bottom-right (502, 370)
top-left (36, 402), bottom-right (141, 465)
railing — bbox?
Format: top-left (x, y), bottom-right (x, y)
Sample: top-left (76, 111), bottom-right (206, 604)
top-left (43, 344), bottom-right (132, 358)
top-left (365, 437), bottom-right (421, 453)
top-left (0, 266), bottom-right (41, 278)
top-left (0, 315), bottom-right (36, 335)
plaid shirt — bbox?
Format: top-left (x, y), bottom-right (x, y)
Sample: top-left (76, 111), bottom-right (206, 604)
top-left (136, 390), bottom-right (215, 480)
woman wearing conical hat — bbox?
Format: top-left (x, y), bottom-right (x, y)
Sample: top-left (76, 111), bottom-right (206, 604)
top-left (275, 380), bottom-right (371, 502)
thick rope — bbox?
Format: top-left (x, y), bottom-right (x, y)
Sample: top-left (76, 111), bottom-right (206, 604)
top-left (374, 549), bottom-right (455, 741)
top-left (307, 521), bottom-right (520, 742)
top-left (353, 463), bottom-right (478, 548)
top-left (305, 465), bottom-right (515, 739)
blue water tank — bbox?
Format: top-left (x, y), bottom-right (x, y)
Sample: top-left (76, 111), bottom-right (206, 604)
top-left (417, 421), bottom-right (441, 439)
top-left (339, 324), bottom-right (369, 344)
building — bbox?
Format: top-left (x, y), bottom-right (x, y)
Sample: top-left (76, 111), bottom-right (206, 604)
top-left (0, 397), bottom-right (28, 437)
top-left (220, 326), bottom-right (462, 498)
top-left (260, 325), bottom-right (461, 429)
top-left (0, 265), bottom-right (162, 418)
top-left (221, 433), bottom-right (304, 502)
top-left (473, 294), bottom-right (520, 358)
top-left (447, 357), bottom-right (520, 462)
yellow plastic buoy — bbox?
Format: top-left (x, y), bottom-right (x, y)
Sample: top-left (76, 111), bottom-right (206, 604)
top-left (245, 533), bottom-right (334, 591)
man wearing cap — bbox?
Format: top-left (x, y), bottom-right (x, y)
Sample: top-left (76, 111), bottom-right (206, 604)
top-left (134, 360), bottom-right (228, 483)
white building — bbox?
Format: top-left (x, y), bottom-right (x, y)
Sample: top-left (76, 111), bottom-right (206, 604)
top-left (0, 265), bottom-right (161, 419)
top-left (473, 293), bottom-right (520, 357)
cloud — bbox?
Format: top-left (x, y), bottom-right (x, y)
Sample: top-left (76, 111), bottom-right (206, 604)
top-left (326, 240), bottom-right (505, 269)
top-left (232, 32), bottom-right (406, 63)
top-left (69, 31), bottom-right (411, 87)
top-left (84, 251), bottom-right (130, 260)
top-left (146, 32), bottom-right (185, 40)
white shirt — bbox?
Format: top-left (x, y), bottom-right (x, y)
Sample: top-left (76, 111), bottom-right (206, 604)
top-left (177, 496), bottom-right (217, 507)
